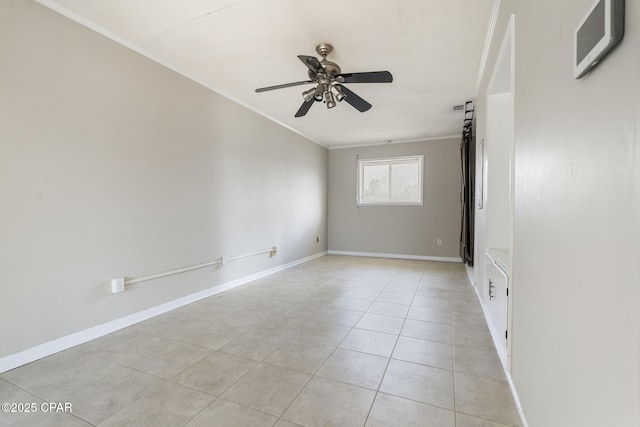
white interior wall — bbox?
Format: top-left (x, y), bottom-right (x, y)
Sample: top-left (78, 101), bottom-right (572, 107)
top-left (0, 1), bottom-right (327, 361)
top-left (485, 93), bottom-right (513, 252)
top-left (472, 0), bottom-right (640, 426)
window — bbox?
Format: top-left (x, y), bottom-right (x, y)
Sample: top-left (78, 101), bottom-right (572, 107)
top-left (357, 155), bottom-right (424, 205)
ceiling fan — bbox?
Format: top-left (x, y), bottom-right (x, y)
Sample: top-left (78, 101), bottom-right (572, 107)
top-left (255, 43), bottom-right (393, 117)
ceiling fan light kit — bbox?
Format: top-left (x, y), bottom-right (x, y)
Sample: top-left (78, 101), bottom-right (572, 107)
top-left (302, 87), bottom-right (316, 102)
top-left (255, 43), bottom-right (393, 117)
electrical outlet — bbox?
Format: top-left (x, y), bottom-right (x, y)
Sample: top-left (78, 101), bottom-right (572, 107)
top-left (437, 238), bottom-right (443, 246)
top-left (111, 277), bottom-right (125, 293)
top-left (221, 255), bottom-right (230, 266)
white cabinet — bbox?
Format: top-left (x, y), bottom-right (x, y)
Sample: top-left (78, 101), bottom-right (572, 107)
top-left (485, 252), bottom-right (509, 358)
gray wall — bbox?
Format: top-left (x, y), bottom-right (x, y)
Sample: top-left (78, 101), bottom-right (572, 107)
top-left (0, 1), bottom-right (327, 359)
top-left (473, 0), bottom-right (640, 425)
top-left (328, 140), bottom-right (462, 258)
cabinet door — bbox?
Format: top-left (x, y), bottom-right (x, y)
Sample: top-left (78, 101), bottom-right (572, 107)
top-left (485, 256), bottom-right (508, 349)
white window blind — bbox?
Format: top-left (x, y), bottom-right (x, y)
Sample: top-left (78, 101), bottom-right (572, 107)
top-left (357, 155), bottom-right (424, 205)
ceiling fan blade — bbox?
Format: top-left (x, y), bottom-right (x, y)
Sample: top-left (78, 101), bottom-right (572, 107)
top-left (336, 84), bottom-right (372, 112)
top-left (294, 99), bottom-right (315, 117)
top-left (336, 71), bottom-right (393, 83)
top-left (255, 80), bottom-right (314, 93)
top-left (298, 55), bottom-right (324, 75)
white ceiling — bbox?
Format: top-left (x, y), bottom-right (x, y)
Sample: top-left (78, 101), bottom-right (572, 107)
top-left (39, 0), bottom-right (495, 148)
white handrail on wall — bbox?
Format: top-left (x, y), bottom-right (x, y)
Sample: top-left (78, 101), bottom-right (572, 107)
top-left (111, 245), bottom-right (278, 293)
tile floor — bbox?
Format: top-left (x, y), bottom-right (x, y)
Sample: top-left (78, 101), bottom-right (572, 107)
top-left (0, 255), bottom-right (521, 426)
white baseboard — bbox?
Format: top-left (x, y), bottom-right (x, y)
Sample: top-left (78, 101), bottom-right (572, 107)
top-left (0, 251), bottom-right (327, 374)
top-left (468, 270), bottom-right (529, 427)
top-left (464, 263), bottom-right (476, 286)
top-left (506, 369), bottom-right (530, 427)
top-left (328, 250), bottom-right (462, 263)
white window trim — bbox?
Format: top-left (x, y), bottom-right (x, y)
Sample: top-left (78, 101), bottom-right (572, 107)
top-left (357, 155), bottom-right (424, 206)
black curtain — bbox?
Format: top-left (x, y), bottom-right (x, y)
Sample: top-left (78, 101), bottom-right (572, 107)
top-left (459, 103), bottom-right (475, 265)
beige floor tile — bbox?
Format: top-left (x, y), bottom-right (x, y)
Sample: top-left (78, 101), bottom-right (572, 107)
top-left (207, 292), bottom-right (260, 309)
top-left (411, 294), bottom-right (452, 310)
top-left (454, 372), bottom-right (521, 426)
top-left (339, 288), bottom-right (382, 300)
top-left (454, 346), bottom-right (506, 381)
top-left (392, 336), bottom-right (454, 370)
top-left (353, 290), bottom-right (382, 305)
top-left (74, 328), bottom-right (171, 365)
top-left (420, 282), bottom-right (454, 293)
top-left (185, 398), bottom-right (276, 427)
top-left (219, 329), bottom-right (288, 361)
top-left (331, 296), bottom-right (375, 311)
top-left (356, 313), bottom-right (405, 334)
top-left (331, 278), bottom-right (388, 293)
top-left (233, 286), bottom-right (280, 300)
top-left (128, 341), bottom-right (212, 378)
top-left (452, 310), bottom-right (489, 329)
top-left (283, 302), bottom-right (327, 319)
top-left (391, 270), bottom-right (423, 280)
top-left (3, 350), bottom-right (162, 425)
top-left (172, 351), bottom-right (256, 396)
top-left (375, 292), bottom-right (414, 305)
top-left (339, 328), bottom-right (398, 357)
top-left (264, 339), bottom-right (335, 374)
top-left (291, 320), bottom-right (351, 346)
top-left (282, 376), bottom-right (375, 426)
top-left (316, 307), bottom-right (364, 327)
top-left (249, 298), bottom-right (296, 315)
top-left (67, 365), bottom-right (162, 425)
top-left (453, 326), bottom-right (496, 351)
top-left (456, 412), bottom-right (516, 427)
top-left (367, 301), bottom-right (410, 318)
top-left (316, 348), bottom-right (389, 390)
top-left (450, 288), bottom-right (478, 301)
top-left (181, 323), bottom-right (250, 350)
top-left (0, 378), bottom-right (91, 427)
top-left (450, 299), bottom-right (484, 314)
top-left (417, 280), bottom-right (449, 291)
top-left (365, 392), bottom-right (455, 427)
top-left (216, 309), bottom-right (275, 329)
top-left (401, 319), bottom-right (453, 344)
top-left (100, 381), bottom-right (214, 427)
top-left (301, 292), bottom-right (340, 307)
top-left (273, 419), bottom-right (304, 427)
top-left (407, 306), bottom-right (452, 325)
top-left (415, 288), bottom-right (451, 298)
top-left (222, 363), bottom-right (311, 416)
top-left (379, 359), bottom-right (454, 410)
top-left (450, 277), bottom-right (473, 288)
top-left (131, 312), bottom-right (212, 341)
top-left (253, 315), bottom-right (308, 337)
top-left (270, 289), bottom-right (315, 303)
top-left (381, 282), bottom-right (419, 295)
top-left (173, 302), bottom-right (239, 323)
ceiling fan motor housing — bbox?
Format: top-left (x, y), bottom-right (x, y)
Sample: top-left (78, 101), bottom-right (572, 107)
top-left (308, 43), bottom-right (341, 79)
top-left (308, 61), bottom-right (341, 79)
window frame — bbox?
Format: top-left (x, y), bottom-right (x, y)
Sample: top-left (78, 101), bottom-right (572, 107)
top-left (357, 155), bottom-right (424, 206)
